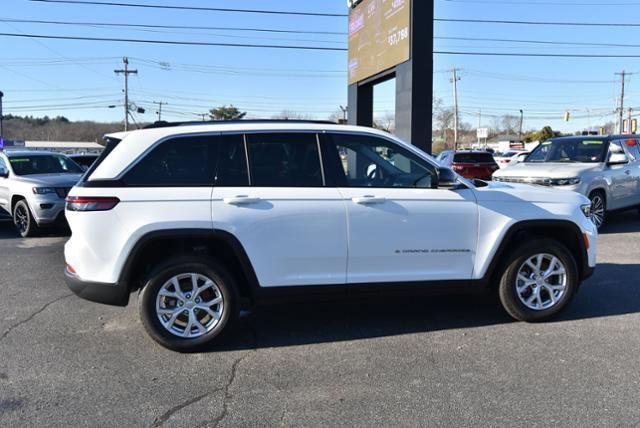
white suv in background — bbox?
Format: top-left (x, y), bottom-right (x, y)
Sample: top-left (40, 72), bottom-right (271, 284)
top-left (494, 135), bottom-right (640, 229)
top-left (0, 150), bottom-right (84, 237)
top-left (64, 121), bottom-right (597, 351)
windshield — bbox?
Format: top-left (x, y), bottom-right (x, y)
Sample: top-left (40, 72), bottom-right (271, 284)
top-left (9, 155), bottom-right (83, 176)
top-left (525, 139), bottom-right (606, 163)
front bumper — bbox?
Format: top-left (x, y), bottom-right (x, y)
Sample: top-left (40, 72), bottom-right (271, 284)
top-left (28, 194), bottom-right (67, 225)
top-left (64, 269), bottom-right (130, 307)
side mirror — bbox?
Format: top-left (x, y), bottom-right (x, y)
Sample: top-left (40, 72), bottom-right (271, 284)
top-left (0, 167), bottom-right (8, 178)
top-left (437, 168), bottom-right (459, 189)
top-left (608, 152), bottom-right (629, 166)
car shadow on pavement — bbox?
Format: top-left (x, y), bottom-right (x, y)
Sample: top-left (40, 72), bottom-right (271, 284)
top-left (599, 209), bottom-right (640, 234)
top-left (210, 262), bottom-right (640, 352)
top-left (0, 219), bottom-right (70, 239)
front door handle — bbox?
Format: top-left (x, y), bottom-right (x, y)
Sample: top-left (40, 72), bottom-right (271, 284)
top-left (625, 170), bottom-right (631, 175)
top-left (224, 196), bottom-right (260, 206)
top-left (352, 195), bottom-right (386, 205)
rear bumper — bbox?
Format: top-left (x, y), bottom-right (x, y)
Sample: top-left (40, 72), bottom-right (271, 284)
top-left (64, 269), bottom-right (130, 307)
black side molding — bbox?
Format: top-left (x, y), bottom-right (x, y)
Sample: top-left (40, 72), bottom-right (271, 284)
top-left (65, 269), bottom-right (129, 307)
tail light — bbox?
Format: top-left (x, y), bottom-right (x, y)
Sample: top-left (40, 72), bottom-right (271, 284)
top-left (66, 196), bottom-right (120, 212)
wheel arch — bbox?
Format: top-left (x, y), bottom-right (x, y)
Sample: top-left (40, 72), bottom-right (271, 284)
top-left (11, 194), bottom-right (26, 214)
top-left (119, 229), bottom-right (260, 302)
top-left (483, 220), bottom-right (590, 288)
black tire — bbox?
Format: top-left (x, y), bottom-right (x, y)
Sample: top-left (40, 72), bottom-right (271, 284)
top-left (588, 190), bottom-right (606, 230)
top-left (139, 256), bottom-right (239, 352)
top-left (13, 200), bottom-right (38, 238)
top-left (498, 239), bottom-right (579, 322)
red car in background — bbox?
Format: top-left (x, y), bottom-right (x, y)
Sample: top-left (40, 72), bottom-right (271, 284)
top-left (435, 150), bottom-right (499, 180)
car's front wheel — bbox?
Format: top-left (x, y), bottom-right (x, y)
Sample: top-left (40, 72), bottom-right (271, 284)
top-left (139, 257), bottom-right (238, 352)
top-left (588, 191), bottom-right (606, 230)
top-left (13, 200), bottom-right (38, 238)
top-left (498, 239), bottom-right (579, 322)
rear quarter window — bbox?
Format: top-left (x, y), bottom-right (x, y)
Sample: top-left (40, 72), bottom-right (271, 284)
top-left (123, 135), bottom-right (219, 186)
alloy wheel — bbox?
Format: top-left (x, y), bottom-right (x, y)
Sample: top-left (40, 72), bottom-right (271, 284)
top-left (155, 273), bottom-right (224, 339)
top-left (14, 205), bottom-right (29, 234)
top-left (590, 194), bottom-right (605, 229)
top-left (515, 253), bottom-right (568, 311)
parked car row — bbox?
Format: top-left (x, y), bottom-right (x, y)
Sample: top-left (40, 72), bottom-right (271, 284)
top-left (437, 135), bottom-right (640, 229)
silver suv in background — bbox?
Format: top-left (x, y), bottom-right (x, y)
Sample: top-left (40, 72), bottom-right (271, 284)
top-left (493, 135), bottom-right (640, 229)
top-left (0, 150), bottom-right (84, 237)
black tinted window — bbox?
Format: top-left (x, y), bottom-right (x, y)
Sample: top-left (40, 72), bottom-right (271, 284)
top-left (124, 136), bottom-right (218, 186)
top-left (215, 134), bottom-right (249, 186)
top-left (247, 133), bottom-right (323, 187)
top-left (453, 153), bottom-right (495, 163)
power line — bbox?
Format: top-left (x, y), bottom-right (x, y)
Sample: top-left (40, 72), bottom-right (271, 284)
top-left (0, 17), bottom-right (347, 35)
top-left (28, 0), bottom-right (349, 17)
top-left (436, 51), bottom-right (640, 58)
top-left (436, 18), bottom-right (640, 27)
top-left (0, 32), bottom-right (348, 51)
top-left (436, 36), bottom-right (640, 49)
top-left (443, 0), bottom-right (640, 4)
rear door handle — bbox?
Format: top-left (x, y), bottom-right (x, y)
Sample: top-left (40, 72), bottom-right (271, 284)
top-left (352, 195), bottom-right (386, 205)
top-left (224, 196), bottom-right (260, 205)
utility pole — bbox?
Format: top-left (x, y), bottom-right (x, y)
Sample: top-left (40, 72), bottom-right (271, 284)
top-left (114, 57), bottom-right (138, 131)
top-left (339, 105), bottom-right (348, 124)
top-left (615, 70), bottom-right (629, 134)
top-left (519, 109), bottom-right (524, 140)
top-left (0, 91), bottom-right (4, 141)
top-left (477, 109), bottom-right (482, 147)
top-left (628, 107), bottom-right (633, 134)
top-left (153, 101), bottom-right (167, 122)
top-left (450, 68), bottom-right (461, 149)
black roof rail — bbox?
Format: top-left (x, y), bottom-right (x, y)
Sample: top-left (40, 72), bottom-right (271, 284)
top-left (143, 119), bottom-right (339, 130)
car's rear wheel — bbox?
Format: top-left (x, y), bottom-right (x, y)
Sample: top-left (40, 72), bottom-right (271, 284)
top-left (588, 191), bottom-right (606, 230)
top-left (13, 200), bottom-right (38, 238)
top-left (139, 257), bottom-right (238, 352)
top-left (498, 239), bottom-right (579, 322)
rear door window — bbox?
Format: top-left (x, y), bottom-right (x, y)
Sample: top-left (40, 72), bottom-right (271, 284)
top-left (246, 133), bottom-right (323, 187)
top-left (215, 134), bottom-right (249, 186)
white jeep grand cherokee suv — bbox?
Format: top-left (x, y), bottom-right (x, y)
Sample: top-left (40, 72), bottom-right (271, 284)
top-left (64, 121), bottom-right (597, 351)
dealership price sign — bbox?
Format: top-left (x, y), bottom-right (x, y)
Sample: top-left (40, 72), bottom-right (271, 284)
top-left (348, 0), bottom-right (412, 85)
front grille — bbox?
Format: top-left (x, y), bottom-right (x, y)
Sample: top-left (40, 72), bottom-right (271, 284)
top-left (494, 177), bottom-right (552, 186)
top-left (55, 187), bottom-right (71, 198)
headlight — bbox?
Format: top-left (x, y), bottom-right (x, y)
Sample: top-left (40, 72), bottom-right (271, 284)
top-left (550, 177), bottom-right (581, 186)
top-left (32, 187), bottom-right (56, 195)
top-left (581, 204), bottom-right (592, 218)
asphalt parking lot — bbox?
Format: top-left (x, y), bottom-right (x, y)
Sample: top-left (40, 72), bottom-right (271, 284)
top-left (1, 212), bottom-right (639, 427)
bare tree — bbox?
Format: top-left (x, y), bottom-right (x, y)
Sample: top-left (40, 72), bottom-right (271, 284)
top-left (272, 110), bottom-right (313, 120)
top-left (374, 112), bottom-right (395, 133)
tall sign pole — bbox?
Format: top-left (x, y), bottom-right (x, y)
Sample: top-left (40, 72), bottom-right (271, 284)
top-left (348, 0), bottom-right (434, 153)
